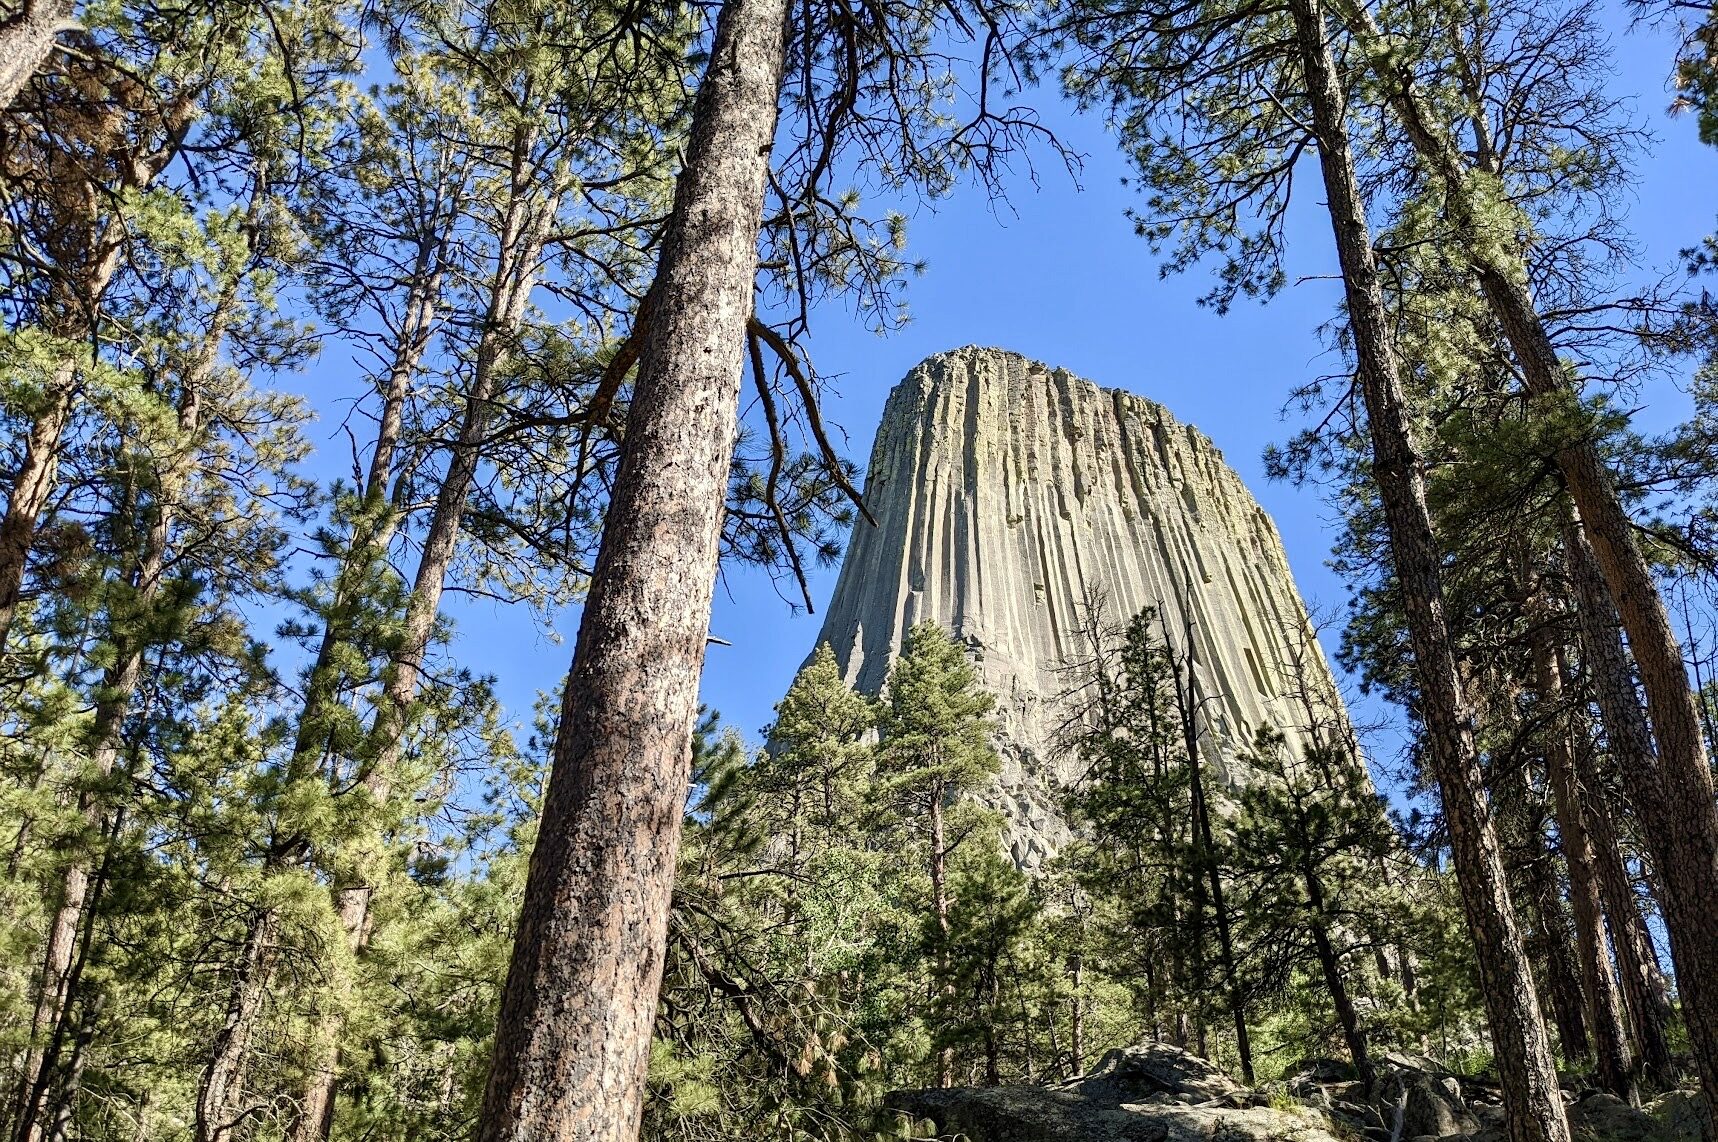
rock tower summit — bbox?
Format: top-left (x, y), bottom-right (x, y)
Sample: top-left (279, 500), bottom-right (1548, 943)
top-left (812, 346), bottom-right (1352, 866)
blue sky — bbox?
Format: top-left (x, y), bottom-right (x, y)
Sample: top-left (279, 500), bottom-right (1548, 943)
top-left (354, 8), bottom-right (1718, 778)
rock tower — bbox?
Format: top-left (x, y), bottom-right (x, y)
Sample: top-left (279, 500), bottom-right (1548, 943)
top-left (812, 347), bottom-right (1350, 866)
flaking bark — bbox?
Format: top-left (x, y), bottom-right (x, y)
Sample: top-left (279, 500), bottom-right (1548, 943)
top-left (1285, 0), bottom-right (1569, 1137)
top-left (1326, 7), bottom-right (1718, 1114)
top-left (474, 0), bottom-right (791, 1134)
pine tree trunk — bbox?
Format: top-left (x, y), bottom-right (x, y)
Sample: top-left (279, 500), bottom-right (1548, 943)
top-left (473, 0), bottom-right (789, 1133)
top-left (290, 223), bottom-right (540, 1135)
top-left (362, 189), bottom-right (544, 784)
top-left (1332, 7), bottom-right (1718, 1113)
top-left (982, 956), bottom-right (1001, 1085)
top-left (43, 989), bottom-right (101, 1142)
top-left (291, 176), bottom-right (539, 1142)
top-left (12, 809), bottom-right (115, 1142)
top-left (1563, 519), bottom-right (1707, 1101)
top-left (0, 365), bottom-right (76, 648)
top-left (1018, 975), bottom-right (1035, 1082)
top-left (1174, 624), bottom-right (1252, 1083)
top-left (1532, 605), bottom-right (1635, 1099)
top-left (13, 288), bottom-right (228, 1140)
top-left (285, 239), bottom-right (445, 787)
top-left (1191, 760), bottom-right (1251, 1083)
top-left (0, 0), bottom-right (75, 109)
top-left (286, 240), bottom-right (447, 1142)
top-left (930, 791), bottom-right (955, 1088)
top-left (1070, 955), bottom-right (1085, 1075)
top-left (1584, 774), bottom-right (1677, 1089)
top-left (0, 204), bottom-right (156, 648)
top-left (196, 907), bottom-right (277, 1142)
top-left (1521, 818), bottom-right (1591, 1064)
top-left (1304, 870), bottom-right (1372, 1089)
top-left (1287, 2), bottom-right (1569, 1138)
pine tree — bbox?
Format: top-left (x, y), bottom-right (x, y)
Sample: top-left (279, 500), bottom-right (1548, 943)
top-left (874, 623), bottom-right (1003, 1087)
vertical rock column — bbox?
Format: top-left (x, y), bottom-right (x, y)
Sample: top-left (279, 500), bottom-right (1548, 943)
top-left (812, 346), bottom-right (1351, 866)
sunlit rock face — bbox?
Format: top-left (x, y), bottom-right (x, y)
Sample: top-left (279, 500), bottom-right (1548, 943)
top-left (812, 346), bottom-right (1350, 867)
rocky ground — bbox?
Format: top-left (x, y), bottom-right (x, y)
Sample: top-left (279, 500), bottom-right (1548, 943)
top-left (885, 1044), bottom-right (1710, 1142)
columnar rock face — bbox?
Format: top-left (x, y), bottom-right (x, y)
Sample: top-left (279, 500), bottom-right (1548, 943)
top-left (812, 346), bottom-right (1350, 867)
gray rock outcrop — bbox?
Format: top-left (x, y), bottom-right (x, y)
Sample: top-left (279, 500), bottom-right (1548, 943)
top-left (888, 1044), bottom-right (1709, 1142)
top-left (887, 1044), bottom-right (1340, 1142)
top-left (812, 346), bottom-right (1350, 865)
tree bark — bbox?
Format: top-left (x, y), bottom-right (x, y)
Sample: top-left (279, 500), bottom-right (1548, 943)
top-left (1172, 617), bottom-right (1252, 1084)
top-left (1531, 602), bottom-right (1635, 1100)
top-left (1286, 2), bottom-right (1569, 1139)
top-left (1520, 814), bottom-right (1591, 1065)
top-left (195, 907), bottom-right (277, 1142)
top-left (1304, 866), bottom-right (1373, 1089)
top-left (12, 280), bottom-right (231, 1141)
top-left (930, 789), bottom-right (955, 1088)
top-left (290, 215), bottom-right (542, 1141)
top-left (0, 0), bottom-right (75, 110)
top-left (1563, 519), bottom-right (1709, 1102)
top-left (1070, 954), bottom-right (1085, 1075)
top-left (1583, 766), bottom-right (1677, 1090)
top-left (12, 808), bottom-right (116, 1142)
top-left (473, 0), bottom-right (789, 1134)
top-left (1190, 757), bottom-right (1251, 1083)
top-left (43, 989), bottom-right (101, 1142)
top-left (292, 167), bottom-right (546, 1142)
top-left (285, 237), bottom-right (447, 1142)
top-left (0, 124), bottom-right (182, 650)
top-left (0, 365), bottom-right (75, 647)
top-left (1328, 9), bottom-right (1718, 1115)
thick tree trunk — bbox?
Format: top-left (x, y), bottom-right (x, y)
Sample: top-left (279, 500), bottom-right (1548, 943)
top-left (1286, 2), bottom-right (1569, 1139)
top-left (1521, 817), bottom-right (1591, 1064)
top-left (0, 0), bottom-right (75, 110)
top-left (474, 0), bottom-right (789, 1134)
top-left (1531, 605), bottom-right (1635, 1099)
top-left (1563, 521), bottom-right (1709, 1101)
top-left (1331, 9), bottom-right (1718, 1114)
top-left (1583, 772), bottom-right (1677, 1089)
top-left (0, 365), bottom-right (76, 647)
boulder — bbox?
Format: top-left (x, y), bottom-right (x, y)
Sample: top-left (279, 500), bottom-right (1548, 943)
top-left (1567, 1093), bottom-right (1659, 1142)
top-left (1384, 1073), bottom-right (1478, 1139)
top-left (1644, 1092), bottom-right (1709, 1142)
top-left (1379, 1053), bottom-right (1453, 1076)
top-left (886, 1085), bottom-right (1342, 1142)
top-left (886, 1043), bottom-right (1342, 1142)
top-left (1078, 1045), bottom-right (1245, 1104)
